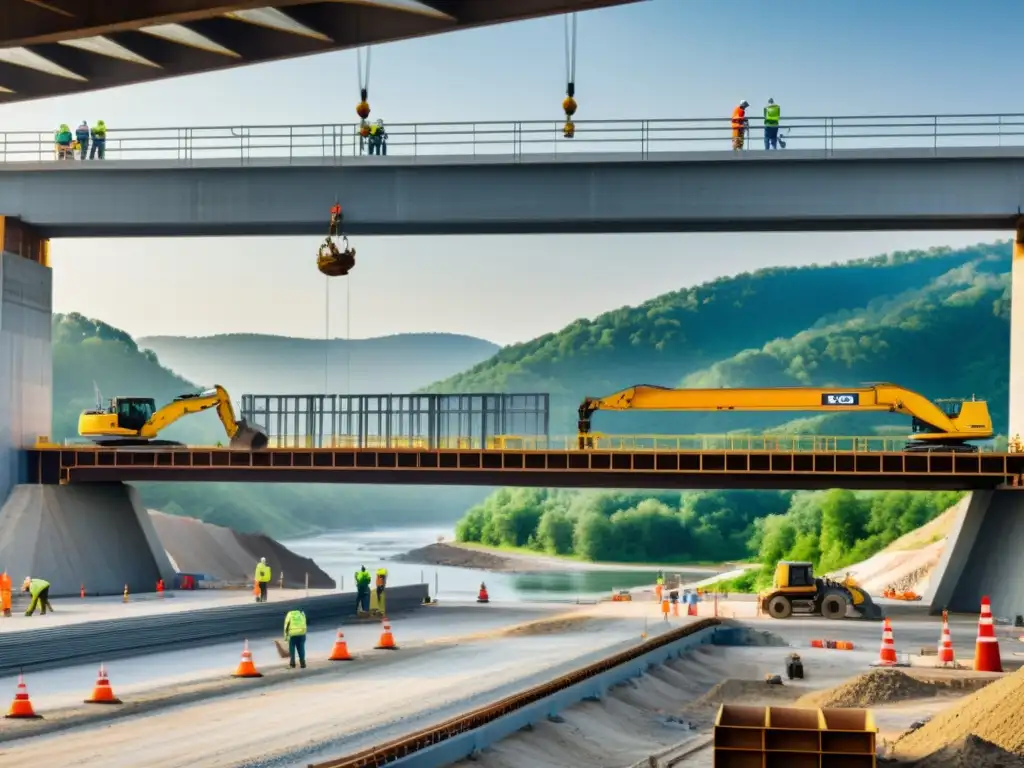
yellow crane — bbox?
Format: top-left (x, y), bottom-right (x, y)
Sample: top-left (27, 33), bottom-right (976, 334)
top-left (78, 385), bottom-right (268, 449)
top-left (577, 383), bottom-right (993, 452)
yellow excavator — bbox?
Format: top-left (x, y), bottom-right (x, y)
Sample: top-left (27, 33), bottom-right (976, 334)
top-left (78, 385), bottom-right (269, 449)
top-left (577, 383), bottom-right (993, 452)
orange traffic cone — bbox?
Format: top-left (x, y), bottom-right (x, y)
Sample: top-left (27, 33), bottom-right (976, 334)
top-left (661, 599), bottom-right (669, 620)
top-left (876, 617), bottom-right (898, 666)
top-left (328, 629), bottom-right (353, 661)
top-left (974, 595), bottom-right (1003, 672)
top-left (476, 583), bottom-right (489, 603)
top-left (231, 639), bottom-right (263, 678)
top-left (5, 675), bottom-right (41, 719)
top-left (84, 664), bottom-right (122, 705)
top-left (375, 617), bottom-right (399, 650)
top-left (937, 609), bottom-right (955, 666)
top-left (80, 584), bottom-right (85, 599)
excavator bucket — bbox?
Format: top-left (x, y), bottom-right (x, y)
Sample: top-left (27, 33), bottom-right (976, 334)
top-left (848, 589), bottom-right (884, 621)
top-left (229, 419), bottom-right (269, 450)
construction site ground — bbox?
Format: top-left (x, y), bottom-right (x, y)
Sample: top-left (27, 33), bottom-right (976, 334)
top-left (2, 596), bottom-right (1020, 768)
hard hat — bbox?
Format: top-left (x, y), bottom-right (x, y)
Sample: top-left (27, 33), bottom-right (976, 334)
top-left (768, 98), bottom-right (774, 104)
top-left (740, 100), bottom-right (749, 108)
top-left (260, 557), bottom-right (266, 564)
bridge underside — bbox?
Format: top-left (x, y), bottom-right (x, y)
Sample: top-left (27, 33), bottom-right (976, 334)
top-left (0, 0), bottom-right (637, 103)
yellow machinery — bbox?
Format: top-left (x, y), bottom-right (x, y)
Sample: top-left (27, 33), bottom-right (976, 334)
top-left (78, 385), bottom-right (268, 449)
top-left (758, 561), bottom-right (882, 621)
top-left (577, 383), bottom-right (992, 453)
top-left (318, 203), bottom-right (355, 277)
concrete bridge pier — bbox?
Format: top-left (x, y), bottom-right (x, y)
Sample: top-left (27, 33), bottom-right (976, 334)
top-left (927, 490), bottom-right (1024, 620)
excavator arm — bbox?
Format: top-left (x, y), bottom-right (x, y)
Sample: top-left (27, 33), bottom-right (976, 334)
top-left (141, 386), bottom-right (268, 449)
top-left (577, 383), bottom-right (992, 451)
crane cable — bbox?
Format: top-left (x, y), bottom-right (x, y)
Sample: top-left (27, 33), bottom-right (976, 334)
top-left (562, 14), bottom-right (578, 138)
top-left (323, 275), bottom-right (353, 397)
top-left (356, 46), bottom-right (372, 148)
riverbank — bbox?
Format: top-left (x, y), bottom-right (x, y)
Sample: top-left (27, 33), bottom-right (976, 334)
top-left (391, 541), bottom-right (733, 575)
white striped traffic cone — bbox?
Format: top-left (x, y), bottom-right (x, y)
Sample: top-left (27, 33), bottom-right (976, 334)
top-left (937, 609), bottom-right (955, 665)
top-left (974, 596), bottom-right (1002, 672)
top-left (877, 617), bottom-right (897, 666)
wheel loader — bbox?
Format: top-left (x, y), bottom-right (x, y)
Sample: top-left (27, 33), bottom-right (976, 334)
top-left (758, 561), bottom-right (883, 621)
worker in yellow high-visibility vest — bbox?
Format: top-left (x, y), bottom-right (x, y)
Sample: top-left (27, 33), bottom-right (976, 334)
top-left (283, 608), bottom-right (307, 669)
top-left (763, 99), bottom-right (781, 150)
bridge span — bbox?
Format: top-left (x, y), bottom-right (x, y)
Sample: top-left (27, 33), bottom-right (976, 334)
top-left (26, 445), bottom-right (1024, 492)
top-left (3, 114), bottom-right (1024, 236)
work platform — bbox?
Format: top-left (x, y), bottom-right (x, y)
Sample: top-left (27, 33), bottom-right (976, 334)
top-left (5, 115), bottom-right (1024, 236)
top-left (26, 446), bottom-right (1024, 491)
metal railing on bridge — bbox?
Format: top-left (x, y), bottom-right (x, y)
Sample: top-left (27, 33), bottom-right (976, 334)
top-left (260, 433), bottom-right (1000, 453)
top-left (5, 113), bottom-right (1024, 165)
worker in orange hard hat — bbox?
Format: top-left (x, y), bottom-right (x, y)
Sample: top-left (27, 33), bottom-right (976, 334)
top-left (0, 572), bottom-right (11, 617)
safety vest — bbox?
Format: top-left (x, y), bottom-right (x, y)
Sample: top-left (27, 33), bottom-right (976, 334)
top-left (284, 610), bottom-right (307, 637)
top-left (92, 122), bottom-right (107, 138)
top-left (29, 579), bottom-right (49, 597)
top-left (656, 576), bottom-right (664, 586)
top-left (764, 104), bottom-right (780, 126)
top-left (375, 569), bottom-right (387, 587)
top-left (255, 563), bottom-right (271, 583)
top-left (731, 107), bottom-right (746, 134)
top-left (355, 570), bottom-right (371, 588)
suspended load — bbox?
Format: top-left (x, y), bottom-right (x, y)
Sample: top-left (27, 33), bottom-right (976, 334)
top-left (562, 14), bottom-right (578, 139)
top-left (318, 203), bottom-right (356, 277)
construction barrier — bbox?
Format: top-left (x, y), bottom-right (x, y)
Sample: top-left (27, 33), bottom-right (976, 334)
top-left (0, 583), bottom-right (429, 675)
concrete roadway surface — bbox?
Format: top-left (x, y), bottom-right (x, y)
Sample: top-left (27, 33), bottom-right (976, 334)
top-left (0, 602), bottom-right (576, 710)
top-left (0, 603), bottom-right (677, 768)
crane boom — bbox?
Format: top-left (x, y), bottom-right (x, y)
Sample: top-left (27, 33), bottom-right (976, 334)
top-left (577, 383), bottom-right (993, 452)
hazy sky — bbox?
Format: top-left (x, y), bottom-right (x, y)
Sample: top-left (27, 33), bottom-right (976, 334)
top-left (2, 0), bottom-right (1019, 345)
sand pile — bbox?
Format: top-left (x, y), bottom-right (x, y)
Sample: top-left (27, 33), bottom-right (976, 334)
top-left (393, 542), bottom-right (515, 572)
top-left (796, 669), bottom-right (941, 709)
top-left (147, 510), bottom-right (335, 589)
top-left (909, 735), bottom-right (1024, 768)
top-left (894, 666), bottom-right (1024, 761)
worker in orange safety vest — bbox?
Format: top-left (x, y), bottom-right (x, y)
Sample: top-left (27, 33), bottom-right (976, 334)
top-left (731, 101), bottom-right (749, 151)
top-left (0, 571), bottom-right (11, 617)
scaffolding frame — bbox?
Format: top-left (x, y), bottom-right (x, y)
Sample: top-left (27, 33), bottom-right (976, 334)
top-left (239, 393), bottom-right (550, 449)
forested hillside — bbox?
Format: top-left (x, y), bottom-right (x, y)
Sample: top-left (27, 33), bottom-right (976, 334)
top-left (429, 243), bottom-right (1008, 436)
top-left (447, 241), bottom-right (1009, 571)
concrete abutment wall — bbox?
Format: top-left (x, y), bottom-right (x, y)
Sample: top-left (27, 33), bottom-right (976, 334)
top-left (927, 489), bottom-right (1024, 619)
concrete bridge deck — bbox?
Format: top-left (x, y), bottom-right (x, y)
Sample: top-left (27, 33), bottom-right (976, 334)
top-left (4, 114), bottom-right (1024, 236)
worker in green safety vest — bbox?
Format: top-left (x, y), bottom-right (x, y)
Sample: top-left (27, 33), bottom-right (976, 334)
top-left (23, 577), bottom-right (53, 616)
top-left (283, 608), bottom-right (307, 668)
top-left (254, 557), bottom-right (272, 603)
top-left (355, 565), bottom-right (372, 615)
top-left (763, 99), bottom-right (781, 150)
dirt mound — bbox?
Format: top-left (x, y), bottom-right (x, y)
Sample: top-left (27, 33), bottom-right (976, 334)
top-left (682, 679), bottom-right (802, 713)
top-left (148, 510), bottom-right (253, 584)
top-left (797, 669), bottom-right (941, 709)
top-left (894, 666), bottom-right (1024, 760)
top-left (232, 530), bottom-right (335, 589)
top-left (499, 615), bottom-right (596, 637)
top-left (392, 542), bottom-right (514, 572)
top-left (910, 735), bottom-right (1024, 768)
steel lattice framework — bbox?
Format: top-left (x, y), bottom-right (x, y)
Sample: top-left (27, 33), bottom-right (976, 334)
top-left (0, 0), bottom-right (639, 103)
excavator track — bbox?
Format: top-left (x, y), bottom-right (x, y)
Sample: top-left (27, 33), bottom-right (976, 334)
top-left (89, 439), bottom-right (187, 449)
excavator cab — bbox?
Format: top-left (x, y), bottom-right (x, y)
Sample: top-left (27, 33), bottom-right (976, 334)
top-left (111, 397), bottom-right (157, 431)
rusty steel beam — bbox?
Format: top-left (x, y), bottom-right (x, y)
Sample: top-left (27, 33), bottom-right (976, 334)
top-left (26, 447), bottom-right (1024, 491)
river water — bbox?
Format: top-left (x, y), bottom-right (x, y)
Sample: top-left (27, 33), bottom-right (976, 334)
top-left (283, 527), bottom-right (712, 603)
